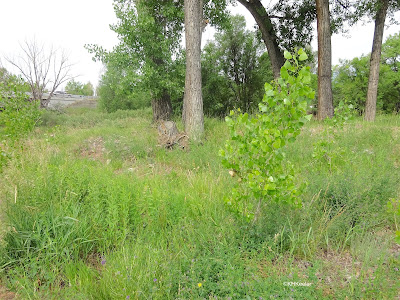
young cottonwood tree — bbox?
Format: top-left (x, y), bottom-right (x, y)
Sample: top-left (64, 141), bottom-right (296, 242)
top-left (183, 0), bottom-right (204, 140)
top-left (6, 39), bottom-right (74, 108)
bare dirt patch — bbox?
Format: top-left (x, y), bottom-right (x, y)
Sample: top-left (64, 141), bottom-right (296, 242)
top-left (389, 242), bottom-right (400, 258)
top-left (314, 250), bottom-right (362, 287)
top-left (0, 285), bottom-right (15, 300)
top-left (77, 137), bottom-right (108, 162)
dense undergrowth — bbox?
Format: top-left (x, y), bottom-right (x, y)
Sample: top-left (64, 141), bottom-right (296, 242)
top-left (0, 107), bottom-right (399, 299)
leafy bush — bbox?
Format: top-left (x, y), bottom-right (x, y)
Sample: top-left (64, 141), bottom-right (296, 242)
top-left (220, 49), bottom-right (315, 218)
top-left (0, 81), bottom-right (42, 171)
top-left (65, 79), bottom-right (94, 96)
top-left (97, 71), bottom-right (151, 113)
top-left (0, 81), bottom-right (41, 139)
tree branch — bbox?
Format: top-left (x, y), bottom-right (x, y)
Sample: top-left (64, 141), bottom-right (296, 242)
top-left (5, 39), bottom-right (75, 107)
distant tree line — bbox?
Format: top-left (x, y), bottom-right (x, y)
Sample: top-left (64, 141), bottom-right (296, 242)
top-left (65, 79), bottom-right (94, 96)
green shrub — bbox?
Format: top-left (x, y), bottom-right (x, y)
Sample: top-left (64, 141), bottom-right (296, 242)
top-left (0, 81), bottom-right (41, 139)
top-left (0, 81), bottom-right (42, 171)
top-left (98, 83), bottom-right (151, 113)
top-left (220, 49), bottom-right (315, 218)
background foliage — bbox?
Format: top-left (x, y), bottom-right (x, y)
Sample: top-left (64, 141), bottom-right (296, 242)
top-left (202, 15), bottom-right (273, 117)
top-left (65, 80), bottom-right (94, 96)
top-left (333, 32), bottom-right (400, 114)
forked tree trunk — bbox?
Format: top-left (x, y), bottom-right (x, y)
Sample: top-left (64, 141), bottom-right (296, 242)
top-left (183, 0), bottom-right (204, 140)
top-left (365, 0), bottom-right (389, 121)
top-left (316, 0), bottom-right (334, 120)
top-left (236, 0), bottom-right (284, 79)
top-left (40, 99), bottom-right (51, 108)
top-left (152, 90), bottom-right (172, 122)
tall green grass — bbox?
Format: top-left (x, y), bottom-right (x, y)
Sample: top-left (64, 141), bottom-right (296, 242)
top-left (0, 109), bottom-right (399, 299)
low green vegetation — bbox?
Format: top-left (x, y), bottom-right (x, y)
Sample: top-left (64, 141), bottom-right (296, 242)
top-left (0, 104), bottom-right (399, 299)
top-left (0, 81), bottom-right (42, 172)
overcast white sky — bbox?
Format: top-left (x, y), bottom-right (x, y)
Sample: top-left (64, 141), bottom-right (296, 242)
top-left (0, 0), bottom-right (399, 90)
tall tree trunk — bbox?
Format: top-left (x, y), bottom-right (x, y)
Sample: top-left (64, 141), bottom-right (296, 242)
top-left (236, 0), bottom-right (284, 79)
top-left (183, 0), bottom-right (204, 140)
top-left (152, 90), bottom-right (172, 122)
top-left (316, 0), bottom-right (334, 120)
top-left (365, 0), bottom-right (389, 122)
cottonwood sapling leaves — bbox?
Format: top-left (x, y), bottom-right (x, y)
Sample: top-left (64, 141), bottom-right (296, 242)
top-left (220, 49), bottom-right (315, 219)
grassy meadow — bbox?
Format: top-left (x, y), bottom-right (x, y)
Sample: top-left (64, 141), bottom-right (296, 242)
top-left (0, 107), bottom-right (399, 299)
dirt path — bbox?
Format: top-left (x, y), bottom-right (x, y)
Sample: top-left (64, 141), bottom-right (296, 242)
top-left (0, 285), bottom-right (15, 300)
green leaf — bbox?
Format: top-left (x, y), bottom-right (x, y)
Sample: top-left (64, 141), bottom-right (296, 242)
top-left (265, 89), bottom-right (275, 97)
top-left (283, 60), bottom-right (292, 69)
top-left (281, 67), bottom-right (289, 80)
top-left (272, 139), bottom-right (281, 149)
top-left (299, 52), bottom-right (308, 61)
top-left (259, 103), bottom-right (268, 112)
top-left (284, 51), bottom-right (292, 59)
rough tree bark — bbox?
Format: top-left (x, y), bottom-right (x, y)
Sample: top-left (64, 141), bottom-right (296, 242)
top-left (151, 90), bottom-right (173, 122)
top-left (316, 0), bottom-right (334, 120)
top-left (365, 0), bottom-right (389, 121)
top-left (183, 0), bottom-right (204, 140)
top-left (236, 0), bottom-right (285, 79)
